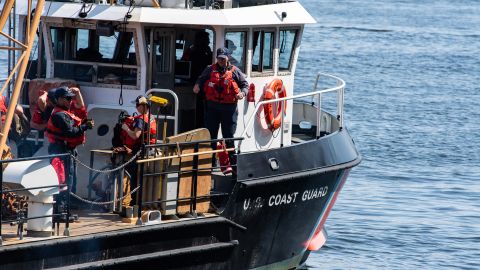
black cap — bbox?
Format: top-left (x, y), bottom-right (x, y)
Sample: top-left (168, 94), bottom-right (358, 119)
top-left (134, 95), bottom-right (149, 106)
top-left (47, 89), bottom-right (57, 103)
top-left (216, 47), bottom-right (231, 59)
top-left (54, 86), bottom-right (75, 99)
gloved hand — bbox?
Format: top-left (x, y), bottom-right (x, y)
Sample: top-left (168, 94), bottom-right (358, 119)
top-left (236, 92), bottom-right (245, 100)
top-left (85, 119), bottom-right (94, 129)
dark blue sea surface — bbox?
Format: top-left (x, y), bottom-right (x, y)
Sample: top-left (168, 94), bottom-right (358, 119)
top-left (296, 0), bottom-right (480, 269)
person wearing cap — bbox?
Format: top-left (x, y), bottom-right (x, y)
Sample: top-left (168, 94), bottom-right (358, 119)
top-left (121, 95), bottom-right (157, 151)
top-left (193, 47), bottom-right (249, 173)
top-left (30, 88), bottom-right (58, 131)
top-left (47, 87), bottom-right (93, 192)
top-left (118, 95), bottom-right (157, 208)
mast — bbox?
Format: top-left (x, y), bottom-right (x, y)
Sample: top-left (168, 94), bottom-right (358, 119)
top-left (0, 0), bottom-right (45, 155)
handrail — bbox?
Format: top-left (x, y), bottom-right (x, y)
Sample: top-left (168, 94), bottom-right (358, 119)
top-left (240, 72), bottom-right (345, 147)
top-left (53, 59), bottom-right (138, 69)
top-left (146, 88), bottom-right (179, 135)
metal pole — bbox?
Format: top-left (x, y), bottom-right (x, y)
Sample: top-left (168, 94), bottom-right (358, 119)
top-left (88, 151), bottom-right (94, 200)
top-left (136, 145), bottom-right (145, 225)
top-left (280, 100), bottom-right (285, 147)
top-left (191, 143), bottom-right (199, 218)
top-left (0, 0), bottom-right (15, 30)
top-left (63, 155), bottom-right (71, 236)
top-left (316, 93), bottom-right (322, 139)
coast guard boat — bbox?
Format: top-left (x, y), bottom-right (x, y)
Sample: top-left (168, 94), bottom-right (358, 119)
top-left (0, 0), bottom-right (361, 269)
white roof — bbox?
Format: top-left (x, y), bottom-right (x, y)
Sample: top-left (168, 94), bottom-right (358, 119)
top-left (18, 1), bottom-right (315, 26)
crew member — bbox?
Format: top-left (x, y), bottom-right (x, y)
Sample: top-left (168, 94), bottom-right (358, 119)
top-left (47, 87), bottom-right (93, 192)
top-left (0, 95), bottom-right (28, 157)
top-left (193, 47), bottom-right (249, 174)
top-left (118, 95), bottom-right (157, 207)
top-left (30, 89), bottom-right (57, 131)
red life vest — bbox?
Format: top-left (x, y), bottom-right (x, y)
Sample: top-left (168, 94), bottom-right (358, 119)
top-left (204, 65), bottom-right (240, 104)
top-left (121, 116), bottom-right (136, 149)
top-left (0, 96), bottom-right (7, 123)
top-left (46, 107), bottom-right (85, 149)
top-left (122, 114), bottom-right (157, 149)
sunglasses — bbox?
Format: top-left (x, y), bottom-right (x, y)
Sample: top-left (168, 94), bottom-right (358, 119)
top-left (63, 96), bottom-right (73, 101)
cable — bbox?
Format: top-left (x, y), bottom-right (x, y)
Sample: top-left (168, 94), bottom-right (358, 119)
top-left (118, 0), bottom-right (137, 105)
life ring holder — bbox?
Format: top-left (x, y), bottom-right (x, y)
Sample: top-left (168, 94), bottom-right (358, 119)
top-left (263, 79), bottom-right (287, 131)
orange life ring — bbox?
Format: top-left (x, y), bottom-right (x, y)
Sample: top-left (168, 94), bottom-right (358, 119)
top-left (263, 79), bottom-right (287, 131)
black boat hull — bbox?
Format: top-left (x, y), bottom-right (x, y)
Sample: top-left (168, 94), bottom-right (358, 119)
top-left (0, 130), bottom-right (360, 269)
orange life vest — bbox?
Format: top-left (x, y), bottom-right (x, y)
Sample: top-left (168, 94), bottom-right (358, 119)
top-left (0, 96), bottom-right (7, 123)
top-left (46, 107), bottom-right (85, 149)
top-left (122, 114), bottom-right (157, 149)
top-left (204, 65), bottom-right (240, 104)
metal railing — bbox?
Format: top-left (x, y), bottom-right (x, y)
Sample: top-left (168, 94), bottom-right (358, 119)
top-left (135, 137), bottom-right (243, 222)
top-left (146, 88), bottom-right (179, 136)
top-left (240, 72), bottom-right (345, 147)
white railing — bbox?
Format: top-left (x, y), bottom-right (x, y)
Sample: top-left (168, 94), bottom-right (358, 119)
top-left (240, 72), bottom-right (345, 147)
top-left (146, 88), bottom-right (179, 135)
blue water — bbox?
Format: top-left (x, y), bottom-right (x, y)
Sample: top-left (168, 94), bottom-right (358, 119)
top-left (295, 0), bottom-right (480, 269)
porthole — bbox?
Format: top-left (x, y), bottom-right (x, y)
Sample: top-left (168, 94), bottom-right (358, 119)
top-left (97, 124), bottom-right (109, 136)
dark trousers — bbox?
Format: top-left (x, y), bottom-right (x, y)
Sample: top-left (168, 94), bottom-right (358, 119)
top-left (205, 101), bottom-right (237, 147)
top-left (205, 101), bottom-right (238, 165)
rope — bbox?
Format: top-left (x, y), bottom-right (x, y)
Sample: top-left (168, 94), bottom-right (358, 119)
top-left (71, 149), bottom-right (142, 174)
top-left (69, 186), bottom-right (140, 206)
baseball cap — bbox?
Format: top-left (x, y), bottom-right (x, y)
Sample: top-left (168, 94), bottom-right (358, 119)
top-left (54, 86), bottom-right (75, 99)
top-left (216, 47), bottom-right (231, 59)
top-left (47, 89), bottom-right (57, 103)
top-left (134, 95), bottom-right (149, 106)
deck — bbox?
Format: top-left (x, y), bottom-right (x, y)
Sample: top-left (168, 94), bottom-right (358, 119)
top-left (1, 209), bottom-right (217, 246)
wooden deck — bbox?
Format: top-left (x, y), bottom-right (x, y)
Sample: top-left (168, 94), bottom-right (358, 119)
top-left (1, 209), bottom-right (217, 246)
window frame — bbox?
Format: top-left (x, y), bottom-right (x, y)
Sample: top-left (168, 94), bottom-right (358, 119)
top-left (47, 23), bottom-right (141, 89)
top-left (250, 28), bottom-right (276, 77)
top-left (277, 27), bottom-right (300, 75)
top-left (224, 29), bottom-right (248, 73)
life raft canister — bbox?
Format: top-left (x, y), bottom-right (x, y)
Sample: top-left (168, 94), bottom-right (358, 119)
top-left (263, 79), bottom-right (287, 131)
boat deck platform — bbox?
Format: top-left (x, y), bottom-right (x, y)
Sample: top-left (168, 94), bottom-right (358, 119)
top-left (1, 209), bottom-right (218, 246)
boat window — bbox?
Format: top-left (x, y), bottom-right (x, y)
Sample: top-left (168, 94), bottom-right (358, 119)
top-left (278, 29), bottom-right (298, 72)
top-left (252, 30), bottom-right (274, 73)
top-left (176, 29), bottom-right (214, 83)
top-left (224, 31), bottom-right (247, 72)
top-left (50, 27), bottom-right (139, 87)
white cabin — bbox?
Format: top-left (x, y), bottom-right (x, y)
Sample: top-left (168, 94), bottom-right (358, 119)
top-left (14, 0), bottom-right (316, 197)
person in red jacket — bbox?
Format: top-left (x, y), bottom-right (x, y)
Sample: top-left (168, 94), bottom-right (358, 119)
top-left (121, 95), bottom-right (157, 152)
top-left (0, 95), bottom-right (28, 157)
top-left (193, 47), bottom-right (248, 174)
top-left (118, 95), bottom-right (157, 208)
top-left (47, 87), bottom-right (93, 192)
top-left (30, 89), bottom-right (57, 131)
